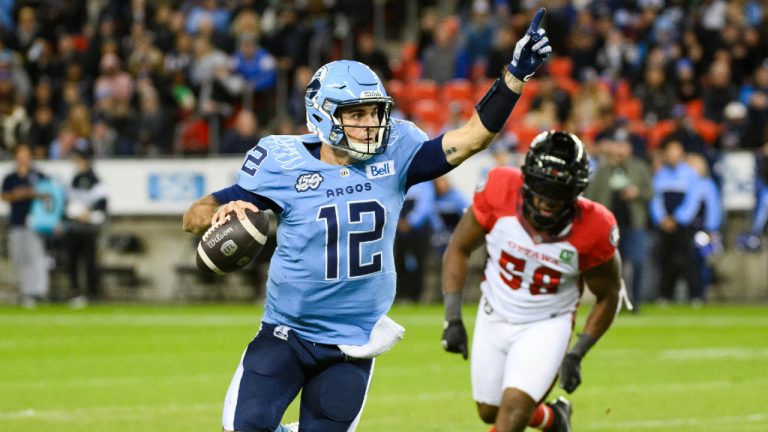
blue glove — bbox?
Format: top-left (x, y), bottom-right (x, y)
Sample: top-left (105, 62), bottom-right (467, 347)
top-left (507, 8), bottom-right (552, 81)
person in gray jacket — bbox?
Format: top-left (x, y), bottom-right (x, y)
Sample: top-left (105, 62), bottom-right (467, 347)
top-left (585, 132), bottom-right (653, 311)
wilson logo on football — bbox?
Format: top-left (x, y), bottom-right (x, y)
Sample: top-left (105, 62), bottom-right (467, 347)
top-left (295, 172), bottom-right (324, 192)
top-left (205, 226), bottom-right (234, 249)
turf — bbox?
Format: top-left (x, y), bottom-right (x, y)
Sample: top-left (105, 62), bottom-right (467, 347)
top-left (1, 303), bottom-right (766, 431)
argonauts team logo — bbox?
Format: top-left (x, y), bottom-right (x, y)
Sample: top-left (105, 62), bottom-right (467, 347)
top-left (295, 172), bottom-right (324, 192)
top-left (305, 65), bottom-right (328, 105)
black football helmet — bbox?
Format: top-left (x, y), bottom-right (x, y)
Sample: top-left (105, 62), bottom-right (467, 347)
top-left (521, 131), bottom-right (589, 233)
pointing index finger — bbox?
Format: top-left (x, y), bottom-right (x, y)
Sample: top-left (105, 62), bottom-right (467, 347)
top-left (527, 8), bottom-right (546, 35)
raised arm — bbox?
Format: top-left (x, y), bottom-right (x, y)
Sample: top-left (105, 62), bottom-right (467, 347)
top-left (441, 208), bottom-right (487, 359)
top-left (441, 8), bottom-right (552, 165)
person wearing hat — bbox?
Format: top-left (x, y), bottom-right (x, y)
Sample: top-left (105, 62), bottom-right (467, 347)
top-left (64, 148), bottom-right (108, 307)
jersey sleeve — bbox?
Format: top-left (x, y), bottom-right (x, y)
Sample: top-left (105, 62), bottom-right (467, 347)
top-left (575, 201), bottom-right (618, 271)
top-left (388, 120), bottom-right (430, 188)
top-left (234, 137), bottom-right (290, 211)
top-left (472, 167), bottom-right (520, 232)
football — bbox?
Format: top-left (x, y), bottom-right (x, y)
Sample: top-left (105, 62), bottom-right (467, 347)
top-left (196, 209), bottom-right (270, 275)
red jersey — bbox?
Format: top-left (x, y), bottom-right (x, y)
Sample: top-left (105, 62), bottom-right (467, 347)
top-left (472, 167), bottom-right (618, 323)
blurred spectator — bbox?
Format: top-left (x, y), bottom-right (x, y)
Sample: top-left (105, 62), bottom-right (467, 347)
top-left (586, 134), bottom-right (653, 310)
top-left (136, 80), bottom-right (169, 155)
top-left (94, 52), bottom-right (134, 112)
top-left (421, 17), bottom-right (462, 84)
top-left (353, 31), bottom-right (391, 81)
top-left (462, 0), bottom-right (495, 72)
top-left (395, 180), bottom-right (436, 303)
top-left (674, 58), bottom-right (702, 104)
top-left (703, 59), bottom-right (739, 123)
top-left (739, 59), bottom-right (768, 148)
top-left (568, 68), bottom-right (612, 131)
top-left (232, 33), bottom-right (277, 124)
top-left (596, 28), bottom-right (637, 81)
top-left (0, 49), bottom-right (31, 104)
top-left (431, 175), bottom-right (468, 254)
top-left (65, 103), bottom-right (92, 139)
top-left (191, 35), bottom-right (242, 120)
top-left (568, 10), bottom-right (599, 82)
top-left (415, 7), bottom-right (439, 59)
top-left (90, 116), bottom-right (118, 158)
top-left (288, 65), bottom-right (313, 127)
top-left (1, 144), bottom-right (49, 308)
top-left (650, 139), bottom-right (702, 304)
top-left (64, 148), bottom-right (108, 307)
top-left (220, 109), bottom-right (260, 155)
top-left (750, 141), bottom-right (768, 238)
top-left (531, 73), bottom-right (572, 124)
top-left (186, 0), bottom-right (231, 36)
top-left (686, 152), bottom-right (723, 304)
top-left (262, 5), bottom-right (309, 85)
top-left (49, 125), bottom-right (89, 160)
top-left (484, 26), bottom-right (515, 79)
top-left (635, 66), bottom-right (676, 123)
top-left (28, 104), bottom-right (55, 159)
top-left (716, 101), bottom-right (752, 151)
top-left (0, 83), bottom-right (31, 157)
top-left (127, 32), bottom-right (164, 78)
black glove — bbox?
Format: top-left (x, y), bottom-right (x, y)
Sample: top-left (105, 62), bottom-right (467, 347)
top-left (441, 319), bottom-right (468, 360)
top-left (559, 353), bottom-right (582, 393)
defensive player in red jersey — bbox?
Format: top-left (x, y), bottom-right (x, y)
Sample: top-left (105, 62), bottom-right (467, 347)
top-left (440, 131), bottom-right (622, 432)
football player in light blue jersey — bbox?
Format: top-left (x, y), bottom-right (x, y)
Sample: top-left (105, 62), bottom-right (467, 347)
top-left (182, 9), bottom-right (552, 432)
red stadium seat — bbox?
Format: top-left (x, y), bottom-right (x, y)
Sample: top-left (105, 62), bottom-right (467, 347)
top-left (647, 120), bottom-right (677, 150)
top-left (407, 79), bottom-right (439, 102)
top-left (411, 99), bottom-right (446, 128)
top-left (386, 79), bottom-right (407, 113)
top-left (440, 79), bottom-right (474, 104)
top-left (614, 79), bottom-right (631, 102)
top-left (547, 56), bottom-right (573, 79)
top-left (506, 124), bottom-right (541, 153)
top-left (554, 76), bottom-right (580, 96)
top-left (615, 98), bottom-right (644, 121)
top-left (686, 99), bottom-right (704, 119)
top-left (693, 118), bottom-right (722, 145)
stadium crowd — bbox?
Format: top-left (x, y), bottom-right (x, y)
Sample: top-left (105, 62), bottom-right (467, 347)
top-left (1, 0), bottom-right (768, 307)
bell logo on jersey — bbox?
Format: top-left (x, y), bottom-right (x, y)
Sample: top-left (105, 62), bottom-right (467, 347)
top-left (295, 172), bottom-right (324, 192)
top-left (366, 160), bottom-right (395, 179)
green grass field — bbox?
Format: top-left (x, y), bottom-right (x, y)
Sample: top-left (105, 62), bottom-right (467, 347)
top-left (1, 303), bottom-right (767, 432)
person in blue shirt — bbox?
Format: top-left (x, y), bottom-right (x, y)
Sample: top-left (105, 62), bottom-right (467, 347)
top-left (650, 139), bottom-right (703, 304)
top-left (394, 180), bottom-right (436, 303)
top-left (686, 153), bottom-right (723, 304)
top-left (432, 175), bottom-right (469, 254)
top-left (182, 10), bottom-right (551, 432)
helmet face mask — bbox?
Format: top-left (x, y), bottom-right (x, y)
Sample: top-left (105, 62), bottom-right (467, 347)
top-left (521, 131), bottom-right (589, 233)
top-left (305, 61), bottom-right (394, 161)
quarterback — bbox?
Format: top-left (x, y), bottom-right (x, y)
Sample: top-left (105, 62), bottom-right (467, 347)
top-left (183, 9), bottom-right (553, 432)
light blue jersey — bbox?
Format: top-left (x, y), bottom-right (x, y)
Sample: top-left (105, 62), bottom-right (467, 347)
top-left (236, 119), bottom-right (428, 345)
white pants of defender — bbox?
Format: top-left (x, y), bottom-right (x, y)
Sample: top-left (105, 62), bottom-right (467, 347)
top-left (9, 227), bottom-right (49, 298)
top-left (471, 300), bottom-right (573, 405)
